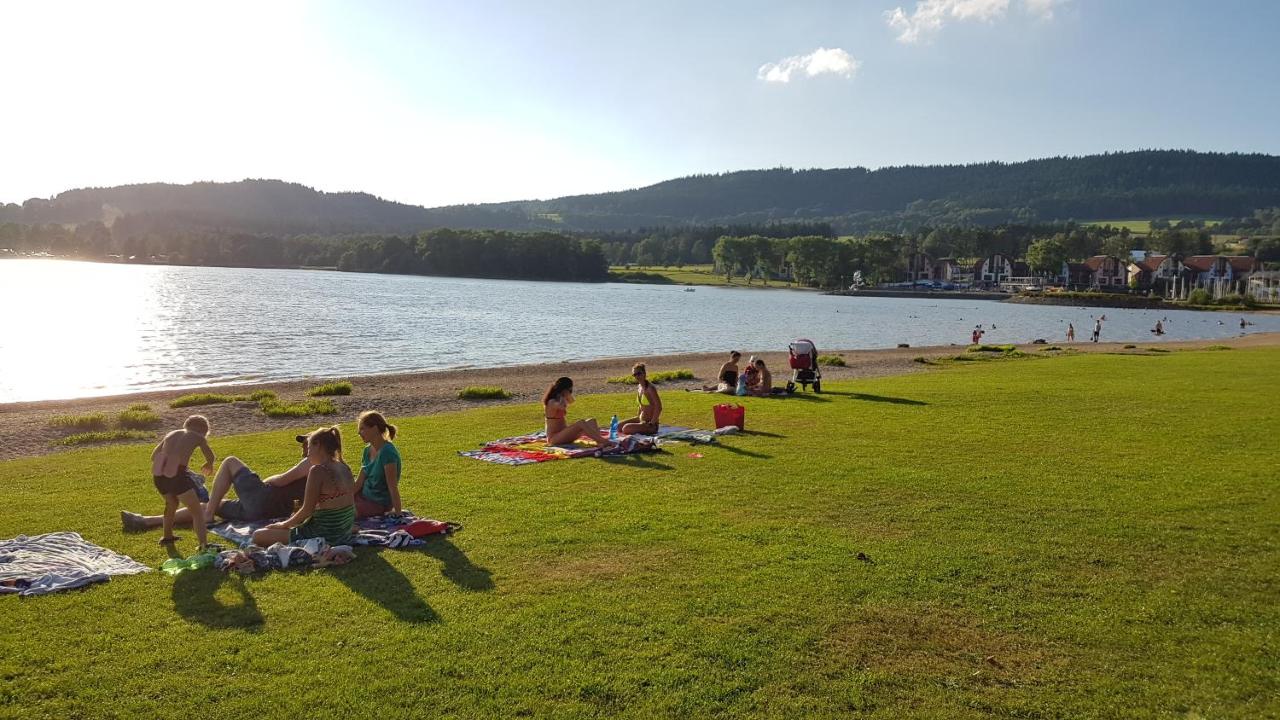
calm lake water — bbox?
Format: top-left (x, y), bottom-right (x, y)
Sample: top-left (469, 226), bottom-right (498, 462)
top-left (2, 259), bottom-right (1276, 403)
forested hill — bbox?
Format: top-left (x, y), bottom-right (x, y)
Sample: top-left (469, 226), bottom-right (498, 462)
top-left (4, 150), bottom-right (1280, 235)
top-left (509, 150), bottom-right (1280, 231)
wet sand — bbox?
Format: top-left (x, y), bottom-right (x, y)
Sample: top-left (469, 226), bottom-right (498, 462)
top-left (3, 332), bottom-right (1277, 462)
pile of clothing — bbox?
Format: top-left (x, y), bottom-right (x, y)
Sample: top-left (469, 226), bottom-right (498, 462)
top-left (213, 539), bottom-right (356, 574)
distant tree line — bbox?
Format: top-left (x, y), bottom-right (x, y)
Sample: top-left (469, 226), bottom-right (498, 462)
top-left (706, 219), bottom-right (1280, 289)
top-left (0, 223), bottom-right (608, 282)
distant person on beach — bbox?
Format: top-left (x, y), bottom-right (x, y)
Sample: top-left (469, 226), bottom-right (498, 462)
top-left (122, 437), bottom-right (311, 531)
top-left (1066, 323), bottom-right (1075, 342)
top-left (149, 415), bottom-right (215, 548)
top-left (737, 364), bottom-right (759, 396)
top-left (544, 377), bottom-right (614, 448)
top-left (1092, 318), bottom-right (1102, 342)
top-left (354, 410), bottom-right (403, 518)
top-left (1153, 320), bottom-right (1164, 335)
top-left (251, 426), bottom-right (355, 547)
top-left (748, 358), bottom-right (785, 396)
top-left (701, 351), bottom-right (741, 393)
top-left (619, 363), bottom-right (662, 435)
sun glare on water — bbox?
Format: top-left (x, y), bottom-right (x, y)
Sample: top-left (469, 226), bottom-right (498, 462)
top-left (0, 259), bottom-right (180, 403)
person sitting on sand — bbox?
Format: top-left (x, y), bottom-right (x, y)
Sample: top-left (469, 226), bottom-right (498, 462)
top-left (353, 410), bottom-right (403, 519)
top-left (251, 426), bottom-right (355, 547)
top-left (121, 437), bottom-right (312, 532)
top-left (149, 415), bottom-right (215, 548)
top-left (701, 351), bottom-right (741, 392)
top-left (544, 377), bottom-right (614, 448)
top-left (619, 363), bottom-right (662, 436)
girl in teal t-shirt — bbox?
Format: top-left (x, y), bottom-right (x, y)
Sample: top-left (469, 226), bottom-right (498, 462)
top-left (354, 411), bottom-right (403, 518)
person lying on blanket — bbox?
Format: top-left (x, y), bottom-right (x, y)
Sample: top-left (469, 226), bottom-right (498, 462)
top-left (619, 363), bottom-right (662, 435)
top-left (120, 435), bottom-right (311, 532)
top-left (252, 426), bottom-right (356, 547)
top-left (544, 376), bottom-right (616, 449)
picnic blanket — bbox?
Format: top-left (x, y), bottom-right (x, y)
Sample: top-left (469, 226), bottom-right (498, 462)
top-left (458, 427), bottom-right (672, 466)
top-left (0, 532), bottom-right (151, 597)
top-left (208, 510), bottom-right (457, 550)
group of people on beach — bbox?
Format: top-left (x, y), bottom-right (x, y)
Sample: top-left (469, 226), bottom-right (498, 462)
top-left (542, 363), bottom-right (663, 450)
top-left (701, 351), bottom-right (783, 396)
top-left (122, 410), bottom-right (404, 552)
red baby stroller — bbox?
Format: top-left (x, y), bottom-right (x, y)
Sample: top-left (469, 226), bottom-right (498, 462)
top-left (786, 338), bottom-right (821, 393)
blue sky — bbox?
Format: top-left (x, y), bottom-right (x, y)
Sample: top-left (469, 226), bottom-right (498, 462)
top-left (3, 0), bottom-right (1278, 207)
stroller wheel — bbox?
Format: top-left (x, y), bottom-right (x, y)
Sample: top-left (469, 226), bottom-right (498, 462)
top-left (813, 380), bottom-right (822, 393)
top-left (785, 381), bottom-right (795, 394)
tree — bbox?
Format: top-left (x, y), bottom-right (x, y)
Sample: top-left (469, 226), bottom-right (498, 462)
top-left (1026, 237), bottom-right (1068, 274)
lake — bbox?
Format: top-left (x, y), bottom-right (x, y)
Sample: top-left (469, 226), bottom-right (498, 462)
top-left (1, 259), bottom-right (1275, 403)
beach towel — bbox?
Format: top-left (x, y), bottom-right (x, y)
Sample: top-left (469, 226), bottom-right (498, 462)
top-left (207, 510), bottom-right (458, 550)
top-left (633, 425), bottom-right (717, 444)
top-left (0, 532), bottom-right (151, 597)
top-left (459, 428), bottom-right (660, 466)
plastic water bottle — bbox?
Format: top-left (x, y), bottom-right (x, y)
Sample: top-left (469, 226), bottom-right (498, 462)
top-left (609, 415), bottom-right (619, 440)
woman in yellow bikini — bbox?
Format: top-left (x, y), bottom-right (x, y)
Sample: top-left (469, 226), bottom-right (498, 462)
top-left (619, 363), bottom-right (662, 435)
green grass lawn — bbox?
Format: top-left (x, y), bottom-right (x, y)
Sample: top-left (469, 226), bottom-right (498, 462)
top-left (1083, 218), bottom-right (1223, 234)
top-left (610, 264), bottom-right (793, 288)
top-left (2, 349), bottom-right (1278, 717)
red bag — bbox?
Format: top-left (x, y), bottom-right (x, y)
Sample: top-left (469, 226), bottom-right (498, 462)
top-left (713, 403), bottom-right (745, 430)
top-left (403, 519), bottom-right (451, 538)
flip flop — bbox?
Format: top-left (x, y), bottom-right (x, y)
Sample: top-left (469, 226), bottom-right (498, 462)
top-left (120, 510), bottom-right (148, 532)
top-left (158, 536), bottom-right (180, 545)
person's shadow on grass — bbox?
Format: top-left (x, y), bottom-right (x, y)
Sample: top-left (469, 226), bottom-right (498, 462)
top-left (331, 549), bottom-right (441, 624)
top-left (169, 548), bottom-right (264, 630)
top-left (602, 452), bottom-right (675, 471)
top-left (421, 536), bottom-right (495, 592)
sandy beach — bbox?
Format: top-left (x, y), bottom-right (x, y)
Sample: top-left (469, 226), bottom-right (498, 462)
top-left (3, 332), bottom-right (1277, 462)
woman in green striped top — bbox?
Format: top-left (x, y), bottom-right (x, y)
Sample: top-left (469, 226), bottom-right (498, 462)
top-left (252, 426), bottom-right (356, 547)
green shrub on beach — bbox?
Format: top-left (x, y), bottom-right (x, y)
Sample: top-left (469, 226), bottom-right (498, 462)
top-left (307, 381), bottom-right (353, 397)
top-left (1186, 289), bottom-right (1213, 306)
top-left (1204, 345), bottom-right (1232, 351)
top-left (117, 407), bottom-right (162, 430)
top-left (458, 386), bottom-right (512, 400)
top-left (232, 390), bottom-right (277, 402)
top-left (1146, 348), bottom-right (1171, 353)
top-left (53, 429), bottom-right (154, 447)
top-left (47, 413), bottom-right (109, 431)
top-left (260, 398), bottom-right (338, 418)
top-left (170, 393), bottom-right (236, 409)
top-left (606, 369), bottom-right (695, 384)
top-left (126, 403), bottom-right (151, 412)
top-left (968, 344), bottom-right (1016, 353)
top-left (817, 355), bottom-right (846, 367)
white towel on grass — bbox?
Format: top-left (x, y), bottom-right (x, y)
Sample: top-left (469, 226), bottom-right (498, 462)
top-left (0, 532), bottom-right (151, 597)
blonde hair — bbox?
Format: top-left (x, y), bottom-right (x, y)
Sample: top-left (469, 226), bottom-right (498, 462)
top-left (358, 410), bottom-right (397, 441)
top-left (308, 425), bottom-right (343, 461)
top-left (183, 415), bottom-right (210, 435)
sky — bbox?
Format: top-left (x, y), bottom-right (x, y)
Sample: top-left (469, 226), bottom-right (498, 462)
top-left (3, 0), bottom-right (1279, 208)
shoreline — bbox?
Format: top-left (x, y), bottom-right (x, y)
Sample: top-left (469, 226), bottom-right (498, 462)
top-left (4, 332), bottom-right (1278, 463)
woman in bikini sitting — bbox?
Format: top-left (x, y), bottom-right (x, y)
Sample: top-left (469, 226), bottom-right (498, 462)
top-left (543, 377), bottom-right (614, 448)
top-left (702, 351), bottom-right (741, 392)
top-left (251, 426), bottom-right (356, 547)
top-left (619, 363), bottom-right (662, 436)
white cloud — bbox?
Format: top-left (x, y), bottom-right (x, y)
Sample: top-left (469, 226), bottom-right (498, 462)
top-left (757, 47), bottom-right (861, 83)
top-left (885, 0), bottom-right (1064, 44)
